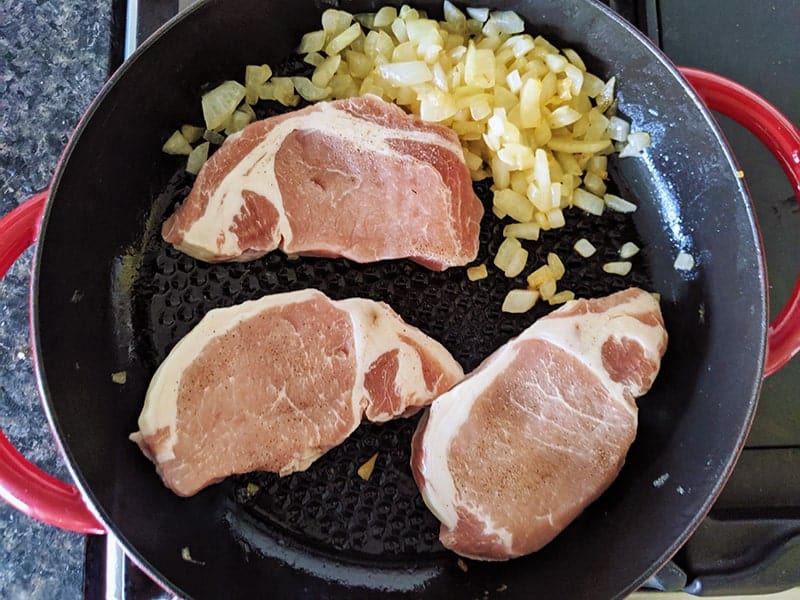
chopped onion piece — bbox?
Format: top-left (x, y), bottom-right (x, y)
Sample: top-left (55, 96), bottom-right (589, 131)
top-left (186, 141), bottom-right (210, 175)
top-left (546, 137), bottom-right (612, 154)
top-left (526, 264), bottom-right (556, 289)
top-left (674, 251), bottom-right (695, 271)
top-left (548, 290), bottom-right (575, 305)
top-left (604, 193), bottom-right (637, 213)
top-left (467, 264), bottom-right (488, 281)
top-left (619, 242), bottom-right (640, 259)
top-left (466, 6), bottom-right (489, 22)
top-left (494, 188), bottom-right (533, 223)
top-left (224, 109), bottom-right (253, 135)
top-left (607, 115), bottom-right (630, 142)
top-left (503, 222), bottom-right (540, 241)
top-left (619, 131), bottom-right (652, 158)
top-left (162, 130), bottom-right (193, 155)
top-left (603, 261), bottom-right (632, 276)
top-left (573, 187), bottom-right (605, 216)
top-left (573, 238), bottom-right (597, 257)
top-left (321, 8), bottom-right (353, 37)
top-left (292, 76), bottom-right (332, 101)
top-left (583, 172), bottom-right (606, 197)
top-left (245, 64), bottom-right (273, 104)
top-left (562, 48), bottom-right (586, 71)
top-left (180, 124), bottom-right (204, 144)
top-left (312, 54), bottom-right (342, 87)
top-left (547, 252), bottom-right (566, 279)
top-left (441, 1), bottom-right (465, 28)
top-left (357, 452), bottom-right (379, 480)
top-left (378, 60), bottom-right (433, 85)
top-left (201, 80), bottom-right (246, 130)
top-left (486, 10), bottom-right (525, 34)
top-left (503, 245), bottom-right (529, 277)
top-left (539, 279), bottom-right (557, 300)
top-left (494, 237), bottom-right (523, 274)
top-left (548, 105), bottom-right (582, 128)
top-left (326, 22), bottom-right (363, 55)
top-left (596, 76), bottom-right (616, 111)
top-left (502, 289), bottom-right (539, 313)
top-left (297, 30), bottom-right (326, 54)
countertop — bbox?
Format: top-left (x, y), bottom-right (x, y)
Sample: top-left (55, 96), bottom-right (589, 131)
top-left (0, 0), bottom-right (113, 597)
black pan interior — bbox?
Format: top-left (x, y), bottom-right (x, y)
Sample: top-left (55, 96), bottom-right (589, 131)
top-left (33, 0), bottom-right (766, 598)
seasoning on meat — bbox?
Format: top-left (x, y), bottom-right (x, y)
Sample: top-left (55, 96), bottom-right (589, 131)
top-left (162, 94), bottom-right (483, 271)
top-left (130, 289), bottom-right (464, 497)
top-left (410, 287), bottom-right (668, 560)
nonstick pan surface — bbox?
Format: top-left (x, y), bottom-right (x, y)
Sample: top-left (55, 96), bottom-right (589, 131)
top-left (31, 0), bottom-right (766, 598)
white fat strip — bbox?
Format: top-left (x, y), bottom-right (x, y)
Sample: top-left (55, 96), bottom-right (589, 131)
top-left (341, 299), bottom-right (462, 421)
top-left (523, 292), bottom-right (665, 414)
top-left (417, 290), bottom-right (664, 534)
top-left (134, 289), bottom-right (327, 462)
top-left (180, 97), bottom-right (465, 258)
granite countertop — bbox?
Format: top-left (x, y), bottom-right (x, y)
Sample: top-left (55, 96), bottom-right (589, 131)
top-left (0, 1), bottom-right (113, 597)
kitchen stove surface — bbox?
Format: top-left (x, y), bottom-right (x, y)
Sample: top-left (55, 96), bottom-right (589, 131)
top-left (88, 0), bottom-right (799, 597)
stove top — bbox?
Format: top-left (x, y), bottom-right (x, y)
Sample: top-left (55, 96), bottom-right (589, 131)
top-left (88, 0), bottom-right (800, 597)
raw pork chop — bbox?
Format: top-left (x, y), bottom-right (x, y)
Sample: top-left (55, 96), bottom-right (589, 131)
top-left (131, 289), bottom-right (463, 496)
top-left (410, 288), bottom-right (667, 560)
top-left (162, 94), bottom-right (483, 270)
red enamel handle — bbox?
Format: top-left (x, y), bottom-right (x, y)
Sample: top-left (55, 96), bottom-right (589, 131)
top-left (0, 191), bottom-right (105, 534)
top-left (679, 66), bottom-right (800, 377)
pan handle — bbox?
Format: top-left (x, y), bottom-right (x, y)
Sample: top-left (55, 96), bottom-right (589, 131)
top-left (0, 192), bottom-right (105, 535)
top-left (679, 66), bottom-right (800, 377)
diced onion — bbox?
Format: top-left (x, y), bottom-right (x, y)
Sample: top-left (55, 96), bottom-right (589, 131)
top-left (378, 60), bottom-right (433, 85)
top-left (674, 251), bottom-right (695, 271)
top-left (604, 193), bottom-right (637, 213)
top-left (357, 452), bottom-right (379, 480)
top-left (603, 261), bottom-right (632, 276)
top-left (162, 130), bottom-right (193, 155)
top-left (186, 141), bottom-right (210, 175)
top-left (573, 187), bottom-right (605, 216)
top-left (503, 245), bottom-right (528, 277)
top-left (619, 241), bottom-right (640, 259)
top-left (485, 10), bottom-right (525, 35)
top-left (548, 290), bottom-right (575, 305)
top-left (526, 264), bottom-right (555, 289)
top-left (297, 30), bottom-right (326, 54)
top-left (245, 64), bottom-right (273, 104)
top-left (467, 264), bottom-right (489, 281)
top-left (539, 279), bottom-right (557, 300)
top-left (466, 6), bottom-right (489, 22)
top-left (619, 131), bottom-right (652, 158)
top-left (502, 288), bottom-right (539, 313)
top-left (503, 222), bottom-right (540, 240)
top-left (607, 115), bottom-right (630, 142)
top-left (292, 76), bottom-right (332, 101)
top-left (547, 252), bottom-right (565, 278)
top-left (573, 238), bottom-right (597, 257)
top-left (494, 236), bottom-right (528, 277)
top-left (201, 80), bottom-right (246, 130)
top-left (180, 124), bottom-right (204, 144)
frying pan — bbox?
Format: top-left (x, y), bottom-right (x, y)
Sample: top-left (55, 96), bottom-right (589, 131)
top-left (1, 0), bottom-right (799, 597)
